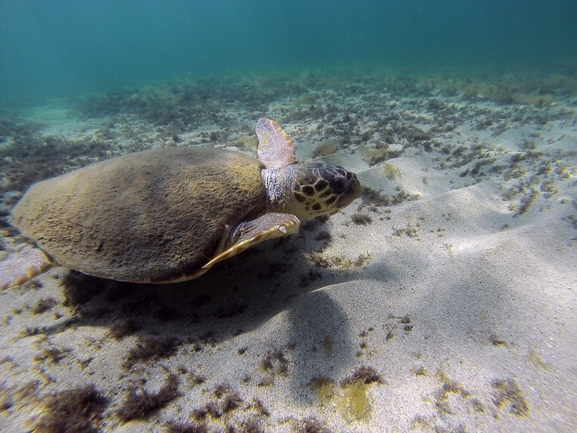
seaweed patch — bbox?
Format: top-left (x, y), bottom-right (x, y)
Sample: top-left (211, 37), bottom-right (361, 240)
top-left (117, 373), bottom-right (180, 422)
top-left (34, 385), bottom-right (108, 433)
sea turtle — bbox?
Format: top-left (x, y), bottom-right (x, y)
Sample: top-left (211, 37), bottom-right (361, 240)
top-left (0, 118), bottom-right (361, 289)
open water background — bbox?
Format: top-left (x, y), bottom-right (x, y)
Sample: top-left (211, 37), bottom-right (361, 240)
top-left (1, 0), bottom-right (576, 107)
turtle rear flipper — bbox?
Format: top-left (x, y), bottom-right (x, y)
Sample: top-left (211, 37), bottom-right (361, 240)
top-left (202, 213), bottom-right (301, 270)
top-left (0, 245), bottom-right (55, 290)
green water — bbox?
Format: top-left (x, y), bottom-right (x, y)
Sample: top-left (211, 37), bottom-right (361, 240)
top-left (1, 0), bottom-right (576, 107)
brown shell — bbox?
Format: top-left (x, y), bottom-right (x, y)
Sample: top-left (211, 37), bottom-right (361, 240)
top-left (10, 147), bottom-right (267, 283)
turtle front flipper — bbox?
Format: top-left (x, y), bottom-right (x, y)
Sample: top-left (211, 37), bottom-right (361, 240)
top-left (0, 245), bottom-right (55, 290)
top-left (202, 213), bottom-right (301, 271)
top-left (256, 118), bottom-right (296, 169)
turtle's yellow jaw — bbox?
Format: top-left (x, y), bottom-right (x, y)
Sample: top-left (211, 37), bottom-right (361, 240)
top-left (291, 163), bottom-right (362, 220)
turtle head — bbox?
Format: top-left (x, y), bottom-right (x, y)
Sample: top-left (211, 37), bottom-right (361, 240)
top-left (287, 162), bottom-right (362, 220)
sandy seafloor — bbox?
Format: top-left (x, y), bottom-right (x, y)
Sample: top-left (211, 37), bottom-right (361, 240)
top-left (0, 69), bottom-right (576, 432)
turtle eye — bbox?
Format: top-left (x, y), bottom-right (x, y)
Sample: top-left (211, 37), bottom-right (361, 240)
top-left (330, 178), bottom-right (347, 194)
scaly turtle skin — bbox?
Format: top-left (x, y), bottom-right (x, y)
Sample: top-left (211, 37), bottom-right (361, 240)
top-left (0, 118), bottom-right (361, 288)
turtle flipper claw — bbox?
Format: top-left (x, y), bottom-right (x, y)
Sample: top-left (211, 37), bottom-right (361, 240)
top-left (0, 245), bottom-right (54, 290)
